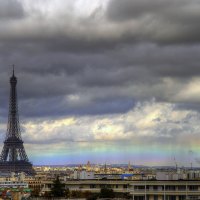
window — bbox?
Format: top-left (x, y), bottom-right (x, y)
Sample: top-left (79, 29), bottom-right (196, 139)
top-left (153, 186), bottom-right (158, 190)
top-left (189, 186), bottom-right (198, 191)
top-left (90, 184), bottom-right (96, 188)
top-left (135, 196), bottom-right (145, 200)
top-left (166, 196), bottom-right (176, 200)
top-left (188, 196), bottom-right (198, 200)
top-left (165, 185), bottom-right (176, 191)
top-left (135, 186), bottom-right (145, 190)
top-left (178, 186), bottom-right (186, 191)
top-left (123, 184), bottom-right (128, 189)
top-left (179, 196), bottom-right (186, 200)
top-left (154, 195), bottom-right (158, 200)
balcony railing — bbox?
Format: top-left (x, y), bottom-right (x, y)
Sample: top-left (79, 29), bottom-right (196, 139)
top-left (129, 188), bottom-right (200, 195)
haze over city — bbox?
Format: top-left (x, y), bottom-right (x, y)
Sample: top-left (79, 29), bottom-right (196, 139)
top-left (0, 0), bottom-right (200, 166)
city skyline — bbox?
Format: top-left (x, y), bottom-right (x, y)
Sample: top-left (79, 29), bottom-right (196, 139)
top-left (0, 0), bottom-right (200, 166)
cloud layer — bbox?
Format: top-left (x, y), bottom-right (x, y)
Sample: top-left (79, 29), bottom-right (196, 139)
top-left (0, 0), bottom-right (200, 165)
top-left (15, 100), bottom-right (200, 165)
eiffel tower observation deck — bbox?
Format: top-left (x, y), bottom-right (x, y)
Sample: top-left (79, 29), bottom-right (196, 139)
top-left (0, 68), bottom-right (35, 175)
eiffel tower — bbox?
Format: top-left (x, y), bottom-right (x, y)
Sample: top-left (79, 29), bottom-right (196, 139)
top-left (0, 68), bottom-right (35, 175)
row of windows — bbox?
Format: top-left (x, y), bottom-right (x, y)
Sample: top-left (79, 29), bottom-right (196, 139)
top-left (90, 184), bottom-right (128, 189)
top-left (133, 196), bottom-right (200, 200)
top-left (134, 196), bottom-right (191, 200)
top-left (134, 185), bottom-right (199, 191)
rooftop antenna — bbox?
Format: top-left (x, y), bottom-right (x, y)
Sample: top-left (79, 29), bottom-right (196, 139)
top-left (174, 157), bottom-right (178, 171)
top-left (104, 162), bottom-right (107, 173)
top-left (128, 161), bottom-right (131, 171)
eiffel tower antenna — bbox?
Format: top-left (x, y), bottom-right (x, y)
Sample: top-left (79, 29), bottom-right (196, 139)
top-left (0, 68), bottom-right (35, 175)
top-left (12, 65), bottom-right (15, 76)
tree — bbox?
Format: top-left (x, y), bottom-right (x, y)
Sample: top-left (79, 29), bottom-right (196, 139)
top-left (99, 188), bottom-right (115, 198)
top-left (31, 188), bottom-right (40, 197)
top-left (86, 193), bottom-right (99, 200)
top-left (51, 176), bottom-right (65, 197)
top-left (65, 188), bottom-right (70, 198)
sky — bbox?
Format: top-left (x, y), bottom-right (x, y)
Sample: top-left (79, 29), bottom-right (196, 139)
top-left (0, 0), bottom-right (200, 166)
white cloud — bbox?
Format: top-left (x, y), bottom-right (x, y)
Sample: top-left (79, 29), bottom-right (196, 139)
top-left (174, 77), bottom-right (200, 103)
top-left (21, 100), bottom-right (200, 145)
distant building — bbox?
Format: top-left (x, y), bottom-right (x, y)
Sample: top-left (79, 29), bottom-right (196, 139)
top-left (86, 161), bottom-right (91, 171)
top-left (156, 171), bottom-right (187, 180)
top-left (74, 170), bottom-right (94, 179)
top-left (35, 179), bottom-right (200, 199)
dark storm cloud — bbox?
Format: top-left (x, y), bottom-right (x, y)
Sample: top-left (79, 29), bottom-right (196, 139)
top-left (109, 44), bottom-right (200, 78)
top-left (107, 0), bottom-right (169, 21)
top-left (0, 0), bottom-right (200, 120)
top-left (107, 0), bottom-right (200, 24)
top-left (107, 0), bottom-right (200, 44)
top-left (0, 0), bottom-right (199, 54)
top-left (19, 97), bottom-right (135, 118)
top-left (0, 43), bottom-right (199, 119)
top-left (0, 0), bottom-right (24, 20)
top-left (0, 0), bottom-right (199, 55)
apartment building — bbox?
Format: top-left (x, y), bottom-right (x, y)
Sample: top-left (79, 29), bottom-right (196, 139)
top-left (130, 180), bottom-right (200, 200)
top-left (28, 179), bottom-right (200, 199)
